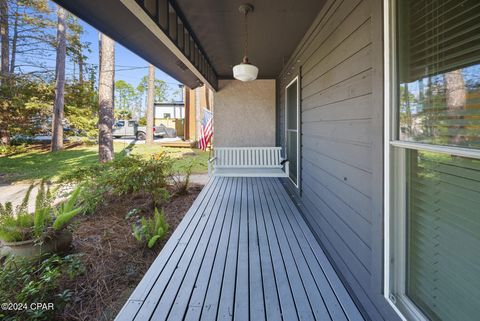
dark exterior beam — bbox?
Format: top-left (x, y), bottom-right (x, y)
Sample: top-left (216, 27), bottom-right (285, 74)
top-left (52, 0), bottom-right (218, 90)
top-left (129, 0), bottom-right (218, 89)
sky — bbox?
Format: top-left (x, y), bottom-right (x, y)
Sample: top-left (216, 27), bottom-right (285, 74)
top-left (16, 1), bottom-right (183, 101)
top-left (79, 22), bottom-right (182, 98)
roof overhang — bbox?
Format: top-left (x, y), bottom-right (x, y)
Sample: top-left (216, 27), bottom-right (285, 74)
top-left (52, 0), bottom-right (218, 90)
top-left (155, 102), bottom-right (184, 106)
top-left (53, 0), bottom-right (325, 89)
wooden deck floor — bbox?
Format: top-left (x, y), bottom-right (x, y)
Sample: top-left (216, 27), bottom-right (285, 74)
top-left (115, 177), bottom-right (365, 321)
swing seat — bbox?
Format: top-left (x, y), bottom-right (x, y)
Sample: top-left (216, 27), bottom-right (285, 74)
top-left (208, 147), bottom-right (289, 177)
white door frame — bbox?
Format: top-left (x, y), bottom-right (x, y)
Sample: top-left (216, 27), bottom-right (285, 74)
top-left (285, 76), bottom-right (300, 188)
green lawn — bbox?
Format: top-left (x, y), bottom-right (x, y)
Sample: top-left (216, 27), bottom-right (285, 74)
top-left (0, 142), bottom-right (209, 183)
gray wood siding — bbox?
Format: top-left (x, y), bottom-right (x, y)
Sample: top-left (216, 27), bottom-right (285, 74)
top-left (277, 0), bottom-right (400, 320)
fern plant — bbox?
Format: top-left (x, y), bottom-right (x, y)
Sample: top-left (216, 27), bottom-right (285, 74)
top-left (0, 183), bottom-right (38, 242)
top-left (0, 214), bottom-right (35, 242)
top-left (132, 208), bottom-right (169, 248)
top-left (0, 201), bottom-right (13, 218)
top-left (0, 182), bottom-right (83, 243)
top-left (32, 179), bottom-right (53, 238)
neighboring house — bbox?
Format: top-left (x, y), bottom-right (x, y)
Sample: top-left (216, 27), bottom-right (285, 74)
top-left (153, 86), bottom-right (213, 141)
top-left (184, 84), bottom-right (214, 142)
top-left (154, 101), bottom-right (185, 119)
top-left (154, 101), bottom-right (186, 137)
top-left (53, 1), bottom-right (480, 321)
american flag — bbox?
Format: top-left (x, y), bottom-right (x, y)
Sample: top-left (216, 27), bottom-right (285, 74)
top-left (198, 109), bottom-right (213, 150)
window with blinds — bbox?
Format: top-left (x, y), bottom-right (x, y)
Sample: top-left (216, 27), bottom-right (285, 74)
top-left (397, 0), bottom-right (480, 148)
top-left (395, 1), bottom-right (480, 321)
top-left (406, 150), bottom-right (480, 321)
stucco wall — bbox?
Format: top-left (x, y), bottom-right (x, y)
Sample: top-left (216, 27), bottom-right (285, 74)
top-left (214, 79), bottom-right (276, 147)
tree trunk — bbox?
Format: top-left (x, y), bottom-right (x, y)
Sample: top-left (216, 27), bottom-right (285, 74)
top-left (0, 0), bottom-right (8, 77)
top-left (146, 64), bottom-right (155, 144)
top-left (0, 0), bottom-right (10, 145)
top-left (78, 53), bottom-right (84, 83)
top-left (51, 6), bottom-right (67, 152)
top-left (9, 2), bottom-right (19, 74)
top-left (444, 70), bottom-right (466, 145)
top-left (98, 33), bottom-right (115, 162)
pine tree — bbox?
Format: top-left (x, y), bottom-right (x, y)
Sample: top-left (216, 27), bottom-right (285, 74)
top-left (98, 33), bottom-right (115, 162)
top-left (9, 0), bottom-right (55, 75)
top-left (146, 64), bottom-right (154, 144)
top-left (51, 5), bottom-right (66, 152)
top-left (0, 0), bottom-right (10, 144)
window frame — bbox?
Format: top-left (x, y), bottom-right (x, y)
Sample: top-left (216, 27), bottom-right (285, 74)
top-left (383, 1), bottom-right (480, 320)
top-left (285, 76), bottom-right (301, 188)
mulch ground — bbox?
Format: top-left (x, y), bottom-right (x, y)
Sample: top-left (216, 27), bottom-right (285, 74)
top-left (58, 184), bottom-right (203, 321)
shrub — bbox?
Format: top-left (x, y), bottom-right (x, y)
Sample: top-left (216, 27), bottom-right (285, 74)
top-left (132, 208), bottom-right (169, 248)
top-left (104, 156), bottom-right (172, 197)
top-left (0, 143), bottom-right (28, 156)
top-left (0, 254), bottom-right (84, 321)
top-left (61, 154), bottom-right (173, 213)
top-left (170, 159), bottom-right (196, 195)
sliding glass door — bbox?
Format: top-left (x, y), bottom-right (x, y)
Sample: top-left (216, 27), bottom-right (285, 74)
top-left (388, 1), bottom-right (480, 320)
top-left (286, 77), bottom-right (300, 186)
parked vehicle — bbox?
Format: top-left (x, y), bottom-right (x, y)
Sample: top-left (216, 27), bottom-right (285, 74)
top-left (112, 120), bottom-right (176, 140)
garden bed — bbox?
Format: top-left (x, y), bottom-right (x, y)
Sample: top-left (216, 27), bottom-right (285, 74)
top-left (57, 184), bottom-right (203, 321)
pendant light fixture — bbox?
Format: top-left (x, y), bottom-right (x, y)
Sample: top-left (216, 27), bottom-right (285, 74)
top-left (233, 4), bottom-right (258, 82)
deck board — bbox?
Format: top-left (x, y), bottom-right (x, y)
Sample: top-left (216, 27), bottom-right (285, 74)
top-left (116, 177), bottom-right (365, 321)
top-left (247, 178), bottom-right (266, 321)
top-left (271, 180), bottom-right (348, 321)
top-left (234, 178), bottom-right (249, 321)
top-left (252, 178), bottom-right (283, 321)
top-left (264, 178), bottom-right (332, 321)
top-left (260, 178), bottom-right (314, 321)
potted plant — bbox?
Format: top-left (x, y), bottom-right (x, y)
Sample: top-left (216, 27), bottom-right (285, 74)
top-left (0, 181), bottom-right (82, 258)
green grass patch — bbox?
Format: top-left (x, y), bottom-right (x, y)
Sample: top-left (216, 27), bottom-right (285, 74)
top-left (0, 143), bottom-right (209, 183)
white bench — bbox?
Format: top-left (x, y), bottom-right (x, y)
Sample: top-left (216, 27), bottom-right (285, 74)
top-left (208, 147), bottom-right (289, 177)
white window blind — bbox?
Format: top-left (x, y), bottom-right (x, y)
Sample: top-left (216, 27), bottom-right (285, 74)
top-left (406, 150), bottom-right (480, 321)
top-left (395, 1), bottom-right (480, 320)
top-left (397, 0), bottom-right (480, 148)
top-left (399, 0), bottom-right (480, 83)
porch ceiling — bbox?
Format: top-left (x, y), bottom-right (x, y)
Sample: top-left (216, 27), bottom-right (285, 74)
top-left (53, 0), bottom-right (324, 89)
top-left (175, 0), bottom-right (326, 78)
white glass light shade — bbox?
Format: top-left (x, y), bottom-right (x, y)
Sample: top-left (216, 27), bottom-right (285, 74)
top-left (233, 63), bottom-right (258, 81)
